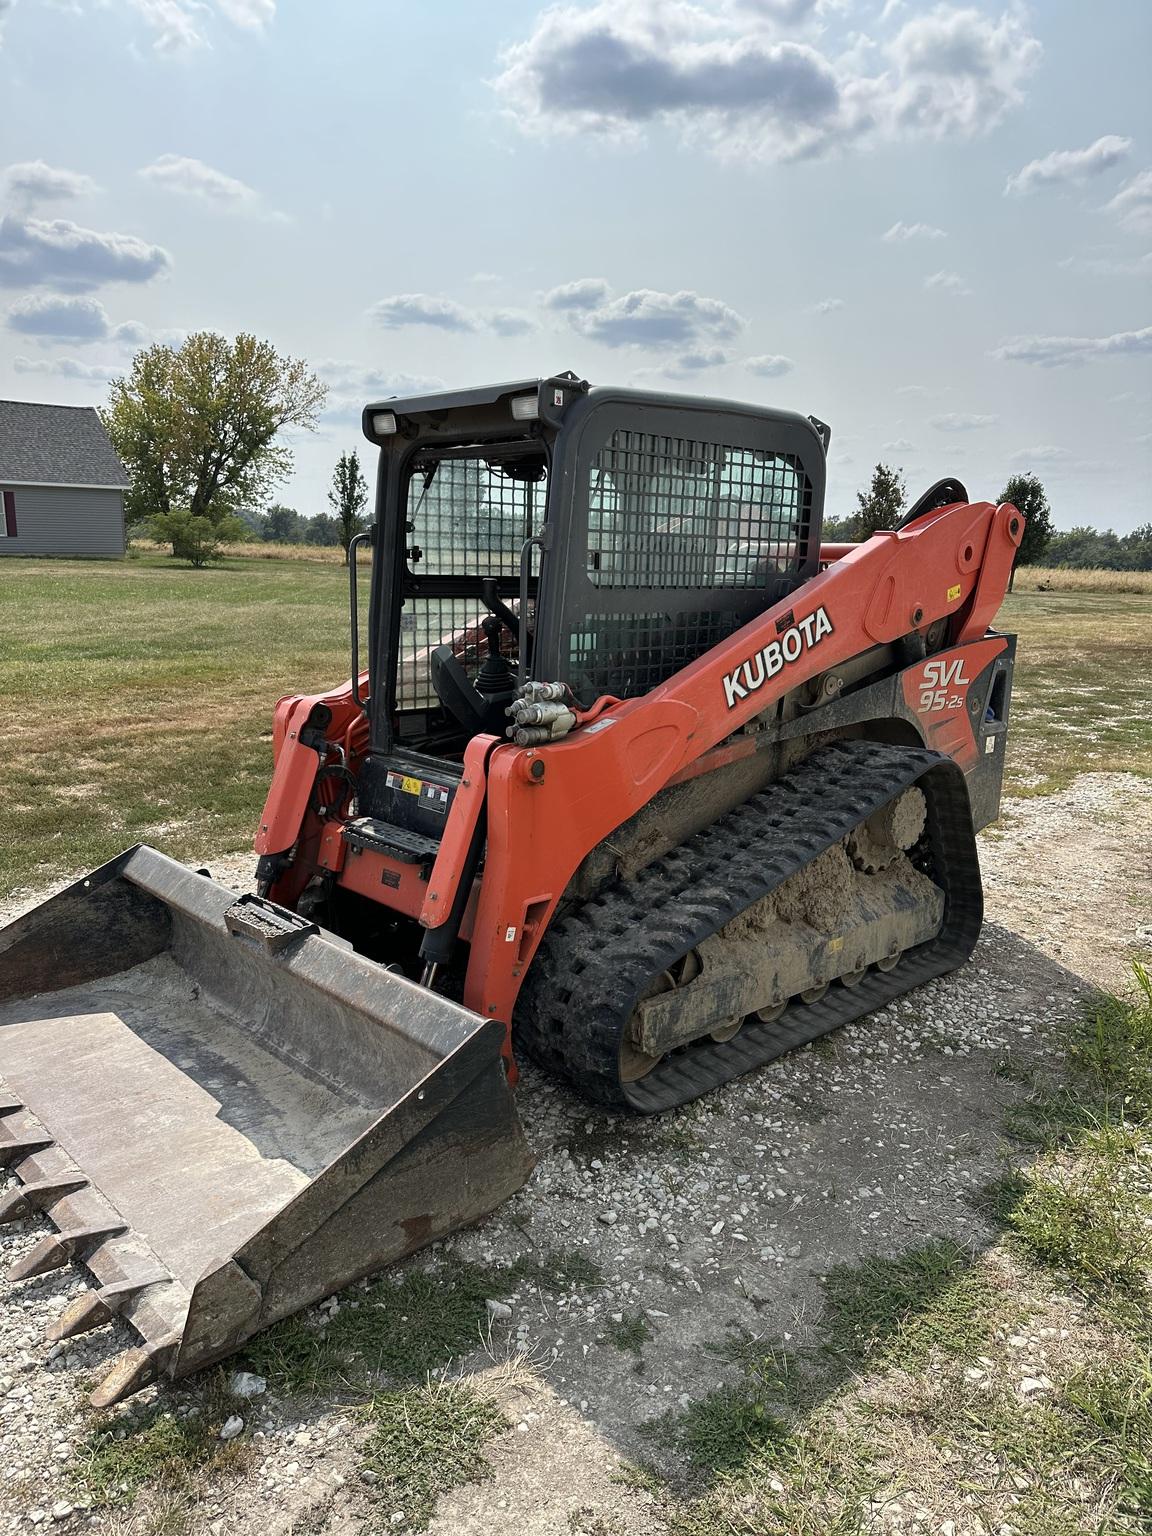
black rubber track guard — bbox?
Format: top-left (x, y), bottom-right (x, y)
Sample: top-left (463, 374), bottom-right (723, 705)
top-left (515, 740), bottom-right (984, 1112)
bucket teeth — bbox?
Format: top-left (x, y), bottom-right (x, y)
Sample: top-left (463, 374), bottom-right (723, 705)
top-left (0, 1175), bottom-right (89, 1225)
top-left (48, 1290), bottom-right (114, 1340)
top-left (8, 1222), bottom-right (128, 1282)
top-left (46, 1274), bottom-right (172, 1342)
top-left (90, 1338), bottom-right (179, 1410)
top-left (0, 1132), bottom-right (53, 1168)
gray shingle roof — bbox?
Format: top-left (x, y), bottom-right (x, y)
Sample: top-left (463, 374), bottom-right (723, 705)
top-left (0, 400), bottom-right (131, 489)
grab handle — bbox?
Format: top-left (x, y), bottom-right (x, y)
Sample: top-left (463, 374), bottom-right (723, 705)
top-left (518, 534), bottom-right (545, 683)
top-left (349, 531), bottom-right (372, 709)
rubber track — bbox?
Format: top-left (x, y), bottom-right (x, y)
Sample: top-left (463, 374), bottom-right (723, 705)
top-left (514, 740), bottom-right (983, 1112)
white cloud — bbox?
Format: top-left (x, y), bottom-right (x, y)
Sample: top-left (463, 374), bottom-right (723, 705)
top-left (487, 309), bottom-right (536, 337)
top-left (930, 412), bottom-right (997, 431)
top-left (6, 293), bottom-right (110, 340)
top-left (886, 6), bottom-right (1041, 140)
top-left (470, 271), bottom-right (502, 284)
top-left (317, 361), bottom-right (444, 397)
top-left (1005, 135), bottom-right (1132, 196)
top-left (13, 354), bottom-right (119, 383)
top-left (813, 297), bottom-right (844, 314)
top-left (675, 347), bottom-right (729, 369)
top-left (4, 160), bottom-right (99, 209)
top-left (654, 347), bottom-right (732, 378)
top-left (137, 156), bottom-right (284, 220)
top-left (495, 2), bottom-right (1041, 164)
top-left (1104, 169), bottom-right (1152, 234)
top-left (139, 155), bottom-right (256, 205)
top-left (737, 0), bottom-right (823, 22)
top-left (1059, 250), bottom-right (1152, 278)
top-left (0, 213), bottom-right (172, 291)
top-left (369, 294), bottom-right (478, 332)
top-left (542, 277), bottom-right (612, 312)
top-left (924, 269), bottom-right (971, 296)
top-left (568, 287), bottom-right (744, 349)
top-left (126, 0), bottom-right (275, 52)
top-left (1009, 445), bottom-right (1072, 464)
top-left (992, 326), bottom-right (1152, 368)
top-left (882, 220), bottom-right (946, 241)
top-left (366, 295), bottom-right (534, 336)
top-left (215, 0), bottom-right (274, 29)
top-left (316, 362), bottom-right (445, 423)
top-left (882, 438), bottom-right (915, 452)
top-left (5, 293), bottom-right (153, 345)
top-left (128, 0), bottom-right (206, 51)
top-left (746, 353), bottom-right (795, 377)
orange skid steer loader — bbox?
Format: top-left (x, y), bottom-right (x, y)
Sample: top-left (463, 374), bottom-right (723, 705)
top-left (0, 374), bottom-right (1022, 1404)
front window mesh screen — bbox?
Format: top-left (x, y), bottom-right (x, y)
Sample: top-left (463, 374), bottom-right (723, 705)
top-left (407, 456), bottom-right (545, 577)
top-left (587, 432), bottom-right (810, 590)
top-left (395, 454), bottom-right (544, 711)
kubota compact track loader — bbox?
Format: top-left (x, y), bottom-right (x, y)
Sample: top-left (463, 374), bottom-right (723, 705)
top-left (1, 373), bottom-right (1022, 1404)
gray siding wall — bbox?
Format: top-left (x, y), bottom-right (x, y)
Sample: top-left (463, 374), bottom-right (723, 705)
top-left (0, 484), bottom-right (125, 557)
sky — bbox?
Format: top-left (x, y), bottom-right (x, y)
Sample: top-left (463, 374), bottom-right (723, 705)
top-left (1, 0), bottom-right (1149, 531)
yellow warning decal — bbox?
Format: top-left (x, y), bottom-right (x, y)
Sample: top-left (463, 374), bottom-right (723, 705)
top-left (947, 583), bottom-right (962, 602)
top-left (401, 775), bottom-right (422, 795)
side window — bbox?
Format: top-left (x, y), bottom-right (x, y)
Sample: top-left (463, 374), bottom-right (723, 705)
top-left (2, 490), bottom-right (16, 538)
top-left (586, 431), bottom-right (809, 590)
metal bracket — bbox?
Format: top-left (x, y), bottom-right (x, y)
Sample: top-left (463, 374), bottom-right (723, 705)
top-left (224, 894), bottom-right (319, 953)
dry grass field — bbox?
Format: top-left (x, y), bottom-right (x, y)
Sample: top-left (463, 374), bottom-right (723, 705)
top-left (1010, 566), bottom-right (1152, 595)
top-left (130, 540), bottom-right (1152, 591)
top-left (1, 554), bottom-right (1150, 1534)
top-left (2, 554), bottom-right (1149, 891)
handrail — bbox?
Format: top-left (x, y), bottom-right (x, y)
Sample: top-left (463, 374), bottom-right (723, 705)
top-left (517, 535), bottom-right (545, 682)
top-left (348, 531), bottom-right (372, 710)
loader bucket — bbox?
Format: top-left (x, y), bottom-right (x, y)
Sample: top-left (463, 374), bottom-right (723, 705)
top-left (0, 847), bottom-right (533, 1406)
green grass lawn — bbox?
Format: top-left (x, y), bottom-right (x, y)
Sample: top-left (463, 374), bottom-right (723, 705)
top-left (1, 559), bottom-right (1149, 895)
top-left (997, 590), bottom-right (1152, 797)
top-left (1, 554), bottom-right (355, 893)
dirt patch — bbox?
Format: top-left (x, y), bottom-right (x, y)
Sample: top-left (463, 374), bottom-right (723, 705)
top-left (978, 772), bottom-right (1151, 989)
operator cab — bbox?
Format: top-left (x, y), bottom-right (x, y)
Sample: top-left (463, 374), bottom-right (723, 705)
top-left (348, 373), bottom-right (828, 851)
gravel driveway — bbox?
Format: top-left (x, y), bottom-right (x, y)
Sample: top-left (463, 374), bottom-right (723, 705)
top-left (1, 773), bottom-right (1149, 1535)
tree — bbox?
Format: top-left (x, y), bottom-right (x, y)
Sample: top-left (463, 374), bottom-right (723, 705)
top-left (997, 473), bottom-right (1053, 590)
top-left (261, 504), bottom-right (304, 543)
top-left (328, 450), bottom-right (369, 560)
top-left (150, 509), bottom-right (247, 568)
top-left (304, 512), bottom-right (342, 547)
top-left (855, 463), bottom-right (906, 539)
top-left (104, 332), bottom-right (326, 562)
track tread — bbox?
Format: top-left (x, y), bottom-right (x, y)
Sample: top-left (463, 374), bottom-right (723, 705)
top-left (514, 740), bottom-right (983, 1112)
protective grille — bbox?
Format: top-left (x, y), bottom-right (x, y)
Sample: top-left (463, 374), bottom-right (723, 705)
top-left (396, 454), bottom-right (543, 711)
top-left (407, 456), bottom-right (546, 578)
top-left (567, 609), bottom-right (749, 702)
top-left (587, 432), bottom-right (810, 590)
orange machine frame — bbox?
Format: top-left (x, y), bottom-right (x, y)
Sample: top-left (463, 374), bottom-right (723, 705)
top-left (256, 498), bottom-right (1022, 1061)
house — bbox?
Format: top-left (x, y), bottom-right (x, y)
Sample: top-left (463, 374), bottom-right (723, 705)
top-left (0, 400), bottom-right (131, 558)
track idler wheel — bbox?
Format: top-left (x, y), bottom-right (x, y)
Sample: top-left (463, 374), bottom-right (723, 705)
top-left (847, 787), bottom-right (927, 874)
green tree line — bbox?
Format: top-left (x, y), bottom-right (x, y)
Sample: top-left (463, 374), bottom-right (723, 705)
top-left (827, 465), bottom-right (1152, 572)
